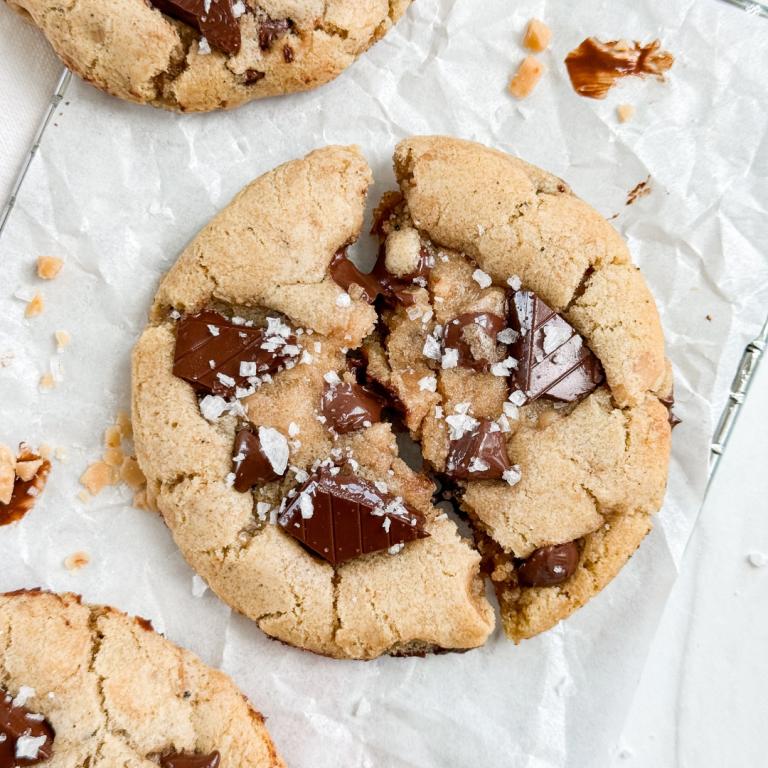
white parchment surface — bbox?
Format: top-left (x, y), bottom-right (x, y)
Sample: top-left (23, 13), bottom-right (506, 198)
top-left (1, 1), bottom-right (767, 766)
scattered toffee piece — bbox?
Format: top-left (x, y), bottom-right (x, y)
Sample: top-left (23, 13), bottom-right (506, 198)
top-left (658, 392), bottom-right (682, 429)
top-left (232, 428), bottom-right (284, 492)
top-left (565, 38), bottom-right (674, 99)
top-left (259, 17), bottom-right (291, 50)
top-left (445, 420), bottom-right (511, 481)
top-left (0, 448), bottom-right (50, 528)
top-left (508, 291), bottom-right (603, 405)
top-left (518, 541), bottom-right (580, 587)
top-left (278, 470), bottom-right (429, 564)
top-left (173, 310), bottom-right (298, 398)
top-left (443, 312), bottom-right (506, 371)
top-left (160, 751), bottom-right (221, 768)
top-left (321, 383), bottom-right (384, 435)
top-left (151, 0), bottom-right (241, 56)
top-left (0, 688), bottom-right (55, 767)
top-left (329, 245), bottom-right (434, 308)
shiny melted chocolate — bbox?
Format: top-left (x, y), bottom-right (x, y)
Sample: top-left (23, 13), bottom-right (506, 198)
top-left (232, 428), bottom-right (284, 492)
top-left (0, 688), bottom-right (55, 767)
top-left (329, 244), bottom-right (433, 308)
top-left (320, 382), bottom-right (384, 435)
top-left (151, 0), bottom-right (242, 56)
top-left (658, 392), bottom-right (682, 429)
top-left (445, 420), bottom-right (511, 481)
top-left (518, 541), bottom-right (580, 587)
top-left (508, 291), bottom-right (603, 404)
top-left (160, 751), bottom-right (220, 768)
top-left (565, 38), bottom-right (674, 99)
top-left (0, 448), bottom-right (50, 528)
top-left (278, 470), bottom-right (429, 564)
top-left (443, 312), bottom-right (506, 371)
top-left (172, 310), bottom-right (298, 398)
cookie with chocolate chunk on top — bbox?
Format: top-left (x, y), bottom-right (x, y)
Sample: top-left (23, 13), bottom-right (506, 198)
top-left (367, 136), bottom-right (672, 642)
top-left (5, 0), bottom-right (415, 112)
top-left (132, 145), bottom-right (495, 660)
top-left (0, 589), bottom-right (284, 767)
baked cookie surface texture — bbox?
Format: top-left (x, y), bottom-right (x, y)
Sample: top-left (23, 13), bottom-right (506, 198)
top-left (132, 145), bottom-right (496, 660)
top-left (133, 139), bottom-right (672, 653)
top-left (375, 136), bottom-right (673, 642)
top-left (5, 0), bottom-right (414, 112)
top-left (0, 589), bottom-right (284, 767)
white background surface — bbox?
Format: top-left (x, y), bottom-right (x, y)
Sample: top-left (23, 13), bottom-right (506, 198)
top-left (1, 3), bottom-right (766, 766)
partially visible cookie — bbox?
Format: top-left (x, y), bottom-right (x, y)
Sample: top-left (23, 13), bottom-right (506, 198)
top-left (5, 0), bottom-right (414, 112)
top-left (0, 589), bottom-right (285, 767)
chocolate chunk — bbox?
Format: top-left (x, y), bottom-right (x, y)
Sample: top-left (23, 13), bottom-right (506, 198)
top-left (259, 17), bottom-right (291, 50)
top-left (329, 244), bottom-right (434, 309)
top-left (443, 312), bottom-right (506, 371)
top-left (278, 470), bottom-right (429, 564)
top-left (445, 419), bottom-right (511, 480)
top-left (321, 382), bottom-right (384, 435)
top-left (0, 447), bottom-right (50, 529)
top-left (283, 44), bottom-right (294, 63)
top-left (508, 291), bottom-right (603, 404)
top-left (173, 310), bottom-right (299, 398)
top-left (151, 0), bottom-right (241, 56)
top-left (658, 391), bottom-right (681, 429)
top-left (232, 428), bottom-right (285, 492)
top-left (243, 69), bottom-right (265, 85)
top-left (0, 688), bottom-right (55, 768)
top-left (518, 541), bottom-right (580, 587)
top-left (160, 752), bottom-right (220, 768)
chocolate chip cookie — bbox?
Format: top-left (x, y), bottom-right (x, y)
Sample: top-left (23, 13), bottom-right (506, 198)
top-left (0, 589), bottom-right (284, 767)
top-left (5, 0), bottom-right (414, 112)
top-left (132, 145), bottom-right (496, 660)
top-left (358, 136), bottom-right (674, 642)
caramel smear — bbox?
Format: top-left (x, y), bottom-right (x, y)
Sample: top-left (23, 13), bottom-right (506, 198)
top-left (565, 38), bottom-right (674, 99)
top-left (0, 444), bottom-right (51, 526)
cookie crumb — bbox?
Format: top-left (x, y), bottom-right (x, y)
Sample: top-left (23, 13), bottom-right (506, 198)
top-left (79, 461), bottom-right (116, 496)
top-left (55, 331), bottom-right (71, 349)
top-left (25, 291), bottom-right (45, 318)
top-left (105, 426), bottom-right (122, 448)
top-left (119, 457), bottom-right (146, 490)
top-left (618, 104), bottom-right (636, 122)
top-left (55, 447), bottom-right (67, 463)
top-left (523, 19), bottom-right (552, 53)
top-left (0, 444), bottom-right (15, 505)
top-left (103, 447), bottom-right (124, 467)
top-left (77, 490), bottom-right (90, 504)
top-left (15, 459), bottom-right (43, 483)
top-left (38, 256), bottom-right (64, 280)
top-left (509, 56), bottom-right (546, 99)
top-left (64, 551), bottom-right (90, 573)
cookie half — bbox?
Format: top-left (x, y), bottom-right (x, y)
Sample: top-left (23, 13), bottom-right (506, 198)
top-left (132, 145), bottom-right (496, 660)
top-left (365, 136), bottom-right (673, 642)
top-left (0, 589), bottom-right (284, 767)
top-left (5, 0), bottom-right (414, 112)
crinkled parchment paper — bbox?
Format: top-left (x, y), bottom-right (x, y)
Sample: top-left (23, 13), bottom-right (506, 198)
top-left (1, 0), bottom-right (767, 765)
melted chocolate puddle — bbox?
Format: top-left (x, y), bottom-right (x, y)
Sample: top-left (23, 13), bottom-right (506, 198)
top-left (0, 448), bottom-right (50, 527)
top-left (565, 39), bottom-right (674, 99)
